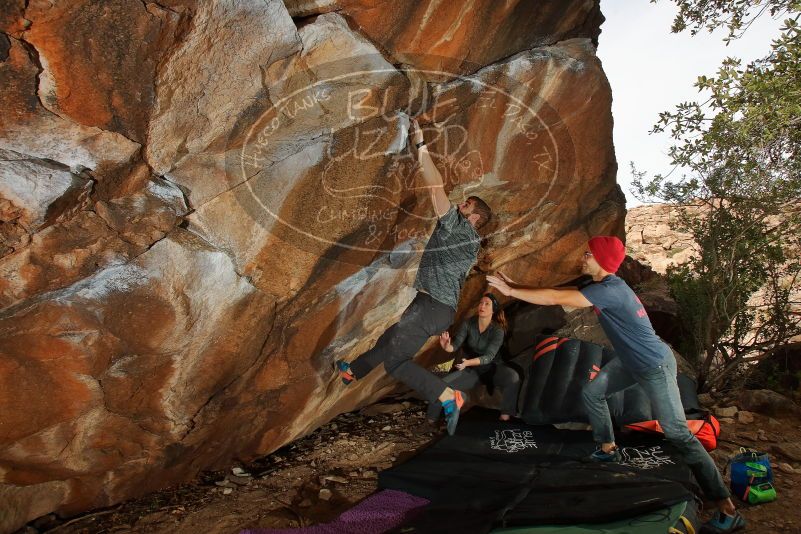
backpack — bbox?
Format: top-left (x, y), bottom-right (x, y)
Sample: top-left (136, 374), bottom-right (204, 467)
top-left (728, 448), bottom-right (777, 504)
top-left (625, 411), bottom-right (721, 451)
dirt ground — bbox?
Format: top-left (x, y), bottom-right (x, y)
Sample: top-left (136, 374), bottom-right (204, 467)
top-left (19, 396), bottom-right (801, 534)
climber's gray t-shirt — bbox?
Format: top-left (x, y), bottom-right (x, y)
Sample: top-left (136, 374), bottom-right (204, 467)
top-left (414, 206), bottom-right (480, 310)
top-left (579, 275), bottom-right (668, 371)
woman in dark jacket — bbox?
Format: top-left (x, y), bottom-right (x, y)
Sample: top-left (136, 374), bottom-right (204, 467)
top-left (428, 293), bottom-right (520, 422)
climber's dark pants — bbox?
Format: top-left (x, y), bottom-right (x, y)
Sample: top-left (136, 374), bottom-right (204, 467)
top-left (350, 292), bottom-right (454, 403)
top-left (426, 363), bottom-right (521, 421)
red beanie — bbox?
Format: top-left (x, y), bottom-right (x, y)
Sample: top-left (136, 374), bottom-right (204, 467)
top-left (588, 236), bottom-right (626, 273)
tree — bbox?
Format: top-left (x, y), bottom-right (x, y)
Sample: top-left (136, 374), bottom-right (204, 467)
top-left (634, 1), bottom-right (801, 390)
top-left (659, 0), bottom-right (799, 39)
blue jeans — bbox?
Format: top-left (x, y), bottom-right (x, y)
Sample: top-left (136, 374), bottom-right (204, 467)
top-left (581, 348), bottom-right (730, 501)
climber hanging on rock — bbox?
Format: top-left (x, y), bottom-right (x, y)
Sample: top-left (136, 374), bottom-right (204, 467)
top-left (335, 117), bottom-right (493, 436)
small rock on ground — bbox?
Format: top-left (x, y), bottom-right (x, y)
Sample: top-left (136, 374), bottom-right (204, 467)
top-left (737, 410), bottom-right (755, 424)
top-left (716, 406), bottom-right (738, 418)
top-left (778, 463), bottom-right (795, 474)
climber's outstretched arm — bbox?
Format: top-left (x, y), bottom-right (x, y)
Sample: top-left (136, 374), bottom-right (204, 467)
top-left (487, 274), bottom-right (593, 308)
top-left (410, 118), bottom-right (451, 218)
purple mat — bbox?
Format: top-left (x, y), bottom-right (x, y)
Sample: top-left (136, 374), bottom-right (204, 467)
top-left (240, 489), bottom-right (429, 534)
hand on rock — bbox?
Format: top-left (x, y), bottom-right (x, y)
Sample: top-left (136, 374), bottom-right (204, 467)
top-left (497, 272), bottom-right (517, 286)
top-left (409, 118), bottom-right (424, 146)
top-left (487, 274), bottom-right (512, 296)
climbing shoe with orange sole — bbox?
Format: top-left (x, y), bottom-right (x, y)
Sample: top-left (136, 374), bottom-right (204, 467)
top-left (442, 390), bottom-right (466, 436)
top-left (334, 359), bottom-right (354, 385)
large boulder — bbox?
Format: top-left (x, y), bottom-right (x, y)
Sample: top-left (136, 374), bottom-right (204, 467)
top-left (0, 229), bottom-right (275, 527)
top-left (324, 0), bottom-right (603, 78)
top-left (738, 389), bottom-right (801, 418)
top-left (0, 36), bottom-right (140, 172)
top-left (22, 0), bottom-right (185, 144)
top-left (0, 1), bottom-right (623, 530)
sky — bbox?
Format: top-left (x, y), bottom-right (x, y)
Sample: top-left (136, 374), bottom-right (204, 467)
top-left (596, 0), bottom-right (786, 207)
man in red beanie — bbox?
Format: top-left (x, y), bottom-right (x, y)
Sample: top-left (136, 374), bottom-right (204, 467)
top-left (487, 236), bottom-right (744, 533)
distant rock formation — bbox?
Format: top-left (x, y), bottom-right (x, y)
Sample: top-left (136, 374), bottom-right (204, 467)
top-left (625, 202), bottom-right (800, 330)
top-left (625, 204), bottom-right (695, 274)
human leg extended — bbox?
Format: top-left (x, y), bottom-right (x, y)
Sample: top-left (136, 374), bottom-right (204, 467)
top-left (346, 292), bottom-right (468, 434)
top-left (581, 357), bottom-right (637, 458)
top-left (347, 321), bottom-right (403, 380)
top-left (634, 349), bottom-right (739, 525)
top-left (426, 368), bottom-right (480, 421)
top-left (348, 292), bottom-right (453, 403)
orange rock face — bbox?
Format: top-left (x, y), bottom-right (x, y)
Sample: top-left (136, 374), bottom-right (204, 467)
top-left (345, 0), bottom-right (602, 77)
top-left (285, 0), bottom-right (602, 77)
top-left (23, 0), bottom-right (183, 143)
top-left (0, 0), bottom-right (623, 530)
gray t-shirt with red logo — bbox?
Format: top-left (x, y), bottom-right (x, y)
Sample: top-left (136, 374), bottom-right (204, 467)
top-left (579, 275), bottom-right (667, 371)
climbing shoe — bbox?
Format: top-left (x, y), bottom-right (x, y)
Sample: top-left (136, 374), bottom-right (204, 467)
top-left (589, 447), bottom-right (622, 462)
top-left (442, 390), bottom-right (465, 436)
top-left (335, 359), bottom-right (354, 385)
top-left (701, 511), bottom-right (746, 533)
